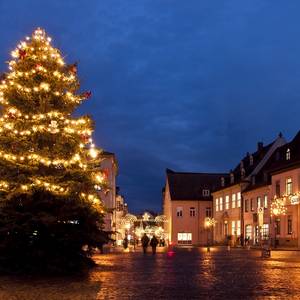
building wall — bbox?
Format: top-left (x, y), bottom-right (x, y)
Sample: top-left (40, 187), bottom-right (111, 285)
top-left (213, 184), bottom-right (242, 244)
top-left (271, 168), bottom-right (300, 247)
top-left (99, 155), bottom-right (117, 232)
top-left (163, 180), bottom-right (212, 245)
top-left (163, 180), bottom-right (172, 243)
top-left (243, 185), bottom-right (271, 245)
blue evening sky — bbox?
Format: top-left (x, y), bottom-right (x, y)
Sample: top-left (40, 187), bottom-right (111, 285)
top-left (0, 1), bottom-right (300, 212)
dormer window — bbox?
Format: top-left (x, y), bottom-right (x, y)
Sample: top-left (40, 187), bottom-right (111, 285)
top-left (241, 168), bottom-right (245, 178)
top-left (202, 189), bottom-right (210, 196)
top-left (230, 173), bottom-right (234, 184)
top-left (221, 177), bottom-right (225, 187)
top-left (286, 148), bottom-right (291, 160)
top-left (240, 161), bottom-right (244, 170)
top-left (249, 155), bottom-right (253, 166)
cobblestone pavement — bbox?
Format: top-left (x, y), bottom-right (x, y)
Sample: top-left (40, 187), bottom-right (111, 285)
top-left (1, 247), bottom-right (300, 299)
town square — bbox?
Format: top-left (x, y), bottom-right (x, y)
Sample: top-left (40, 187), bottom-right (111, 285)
top-left (1, 1), bottom-right (300, 299)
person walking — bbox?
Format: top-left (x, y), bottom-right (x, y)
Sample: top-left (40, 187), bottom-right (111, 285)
top-left (141, 233), bottom-right (150, 254)
top-left (150, 235), bottom-right (159, 254)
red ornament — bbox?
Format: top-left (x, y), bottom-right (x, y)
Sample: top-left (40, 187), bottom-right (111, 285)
top-left (82, 91), bottom-right (92, 99)
top-left (36, 64), bottom-right (42, 71)
top-left (70, 63), bottom-right (77, 74)
top-left (8, 111), bottom-right (16, 119)
top-left (81, 134), bottom-right (89, 143)
top-left (18, 49), bottom-right (26, 59)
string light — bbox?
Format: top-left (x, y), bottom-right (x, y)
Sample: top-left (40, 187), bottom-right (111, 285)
top-left (0, 27), bottom-right (105, 209)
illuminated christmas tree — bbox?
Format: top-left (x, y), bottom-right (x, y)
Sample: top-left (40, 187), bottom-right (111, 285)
top-left (0, 28), bottom-right (109, 273)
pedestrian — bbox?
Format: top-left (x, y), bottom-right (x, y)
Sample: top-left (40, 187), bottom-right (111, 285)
top-left (141, 233), bottom-right (150, 254)
top-left (150, 235), bottom-right (159, 254)
top-left (123, 236), bottom-right (128, 250)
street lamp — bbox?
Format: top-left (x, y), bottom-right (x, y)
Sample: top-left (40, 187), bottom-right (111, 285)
top-left (271, 196), bottom-right (287, 249)
top-left (204, 217), bottom-right (217, 252)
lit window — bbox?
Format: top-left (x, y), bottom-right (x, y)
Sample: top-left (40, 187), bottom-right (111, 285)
top-left (245, 225), bottom-right (252, 240)
top-left (231, 194), bottom-right (236, 208)
top-left (206, 207), bottom-right (212, 217)
top-left (176, 207), bottom-right (183, 217)
top-left (261, 224), bottom-right (269, 240)
top-left (257, 197), bottom-right (261, 208)
top-left (203, 189), bottom-right (210, 196)
top-left (286, 148), bottom-right (291, 160)
top-left (231, 221), bottom-right (236, 235)
top-left (178, 233), bottom-right (192, 244)
top-left (216, 198), bottom-right (219, 212)
top-left (250, 198), bottom-right (254, 211)
top-left (286, 178), bottom-right (292, 195)
top-left (190, 207), bottom-right (196, 217)
top-left (219, 197), bottom-right (223, 211)
top-left (225, 195), bottom-right (229, 210)
top-left (237, 220), bottom-right (241, 236)
top-left (237, 192), bottom-right (241, 207)
top-left (264, 195), bottom-right (268, 209)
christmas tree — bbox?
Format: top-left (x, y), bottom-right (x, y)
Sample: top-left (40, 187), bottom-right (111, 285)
top-left (0, 28), bottom-right (109, 274)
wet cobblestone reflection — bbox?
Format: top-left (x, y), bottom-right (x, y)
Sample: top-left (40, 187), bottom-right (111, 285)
top-left (1, 248), bottom-right (300, 299)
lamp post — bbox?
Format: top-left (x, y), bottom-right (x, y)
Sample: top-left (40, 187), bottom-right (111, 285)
top-left (271, 197), bottom-right (287, 249)
top-left (204, 217), bottom-right (217, 252)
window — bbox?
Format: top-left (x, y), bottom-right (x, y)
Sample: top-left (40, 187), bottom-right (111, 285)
top-left (232, 194), bottom-right (236, 208)
top-left (219, 197), bottom-right (223, 211)
top-left (249, 155), bottom-right (253, 166)
top-left (190, 207), bottom-right (195, 217)
top-left (237, 220), bottom-right (241, 236)
top-left (225, 195), bottom-right (230, 210)
top-left (203, 189), bottom-right (210, 196)
top-left (257, 197), bottom-right (261, 208)
top-left (216, 198), bottom-right (219, 212)
top-left (275, 219), bottom-right (280, 235)
top-left (264, 195), bottom-right (268, 209)
top-left (275, 180), bottom-right (280, 197)
top-left (261, 224), bottom-right (269, 240)
top-left (288, 216), bottom-right (292, 235)
top-left (286, 178), bottom-right (292, 195)
top-left (178, 233), bottom-right (192, 244)
top-left (221, 177), bottom-right (225, 187)
top-left (245, 225), bottom-right (252, 240)
top-left (241, 168), bottom-right (245, 178)
top-left (286, 148), bottom-right (291, 160)
top-left (231, 221), bottom-right (236, 235)
top-left (176, 207), bottom-right (183, 217)
top-left (237, 192), bottom-right (241, 207)
top-left (245, 199), bottom-right (249, 212)
top-left (206, 207), bottom-right (212, 217)
top-left (250, 198), bottom-right (254, 211)
top-left (230, 173), bottom-right (234, 184)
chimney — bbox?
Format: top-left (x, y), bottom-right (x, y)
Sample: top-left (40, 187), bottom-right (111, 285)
top-left (257, 142), bottom-right (263, 151)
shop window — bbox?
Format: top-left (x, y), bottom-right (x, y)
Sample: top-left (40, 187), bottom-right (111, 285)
top-left (245, 225), bottom-right (252, 240)
top-left (275, 219), bottom-right (280, 235)
top-left (231, 221), bottom-right (236, 235)
top-left (178, 233), bottom-right (192, 244)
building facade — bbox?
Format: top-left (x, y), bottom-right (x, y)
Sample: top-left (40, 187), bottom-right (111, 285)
top-left (213, 134), bottom-right (286, 245)
top-left (98, 151), bottom-right (118, 233)
top-left (163, 169), bottom-right (226, 245)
